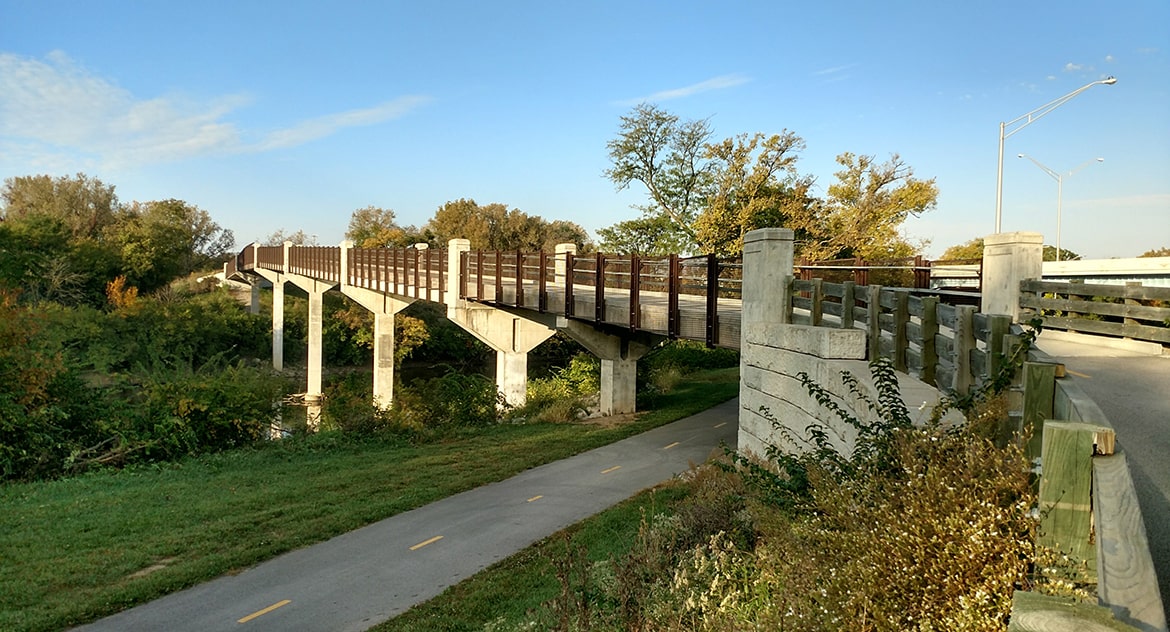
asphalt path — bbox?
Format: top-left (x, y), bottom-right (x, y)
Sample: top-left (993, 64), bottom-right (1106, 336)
top-left (1035, 335), bottom-right (1170, 621)
top-left (72, 399), bottom-right (740, 632)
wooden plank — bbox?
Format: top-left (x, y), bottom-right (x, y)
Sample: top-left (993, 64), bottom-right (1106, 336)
top-left (986, 314), bottom-right (1011, 383)
top-left (1093, 453), bottom-right (1169, 632)
top-left (1021, 279), bottom-right (1170, 302)
top-left (841, 281), bottom-right (855, 329)
top-left (919, 296), bottom-right (939, 387)
top-left (893, 290), bottom-right (909, 372)
top-left (952, 305), bottom-right (976, 396)
top-left (1040, 315), bottom-right (1170, 344)
top-left (1020, 295), bottom-right (1170, 322)
top-left (810, 278), bottom-right (823, 327)
top-left (1039, 422), bottom-right (1098, 582)
top-left (867, 285), bottom-right (882, 362)
top-left (1023, 362), bottom-right (1057, 461)
top-left (1009, 591), bottom-right (1143, 631)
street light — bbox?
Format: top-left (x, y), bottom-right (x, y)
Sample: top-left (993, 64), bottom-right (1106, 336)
top-left (1017, 153), bottom-right (1104, 261)
top-left (994, 76), bottom-right (1116, 233)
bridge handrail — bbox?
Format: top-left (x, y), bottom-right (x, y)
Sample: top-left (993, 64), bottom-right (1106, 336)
top-left (1020, 279), bottom-right (1170, 346)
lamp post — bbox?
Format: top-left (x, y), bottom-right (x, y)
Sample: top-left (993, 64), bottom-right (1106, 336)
top-left (994, 76), bottom-right (1116, 233)
top-left (1016, 154), bottom-right (1104, 261)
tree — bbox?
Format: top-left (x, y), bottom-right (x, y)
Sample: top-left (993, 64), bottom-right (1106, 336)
top-left (939, 238), bottom-right (984, 261)
top-left (1139, 247), bottom-right (1170, 258)
top-left (795, 153), bottom-right (938, 261)
top-left (1043, 245), bottom-right (1081, 262)
top-left (597, 215), bottom-right (691, 256)
top-left (694, 131), bottom-right (816, 256)
top-left (345, 206), bottom-right (423, 248)
top-left (425, 199), bottom-right (589, 252)
top-left (110, 199), bottom-right (235, 292)
top-left (261, 229), bottom-right (317, 246)
top-left (603, 103), bottom-right (714, 249)
top-left (1, 173), bottom-right (119, 240)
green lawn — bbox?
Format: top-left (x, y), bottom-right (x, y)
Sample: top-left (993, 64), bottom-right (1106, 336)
top-left (0, 368), bottom-right (737, 632)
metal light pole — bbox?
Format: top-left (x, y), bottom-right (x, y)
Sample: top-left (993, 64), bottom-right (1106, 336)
top-left (1016, 154), bottom-right (1104, 261)
top-left (994, 76), bottom-right (1116, 233)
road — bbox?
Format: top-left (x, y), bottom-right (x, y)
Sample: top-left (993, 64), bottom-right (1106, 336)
top-left (1035, 334), bottom-right (1170, 621)
top-left (72, 399), bottom-right (739, 632)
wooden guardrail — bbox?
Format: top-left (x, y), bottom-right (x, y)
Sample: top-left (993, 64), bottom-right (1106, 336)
top-left (790, 278), bottom-right (1010, 396)
top-left (1019, 280), bottom-right (1170, 345)
top-left (1010, 359), bottom-right (1166, 632)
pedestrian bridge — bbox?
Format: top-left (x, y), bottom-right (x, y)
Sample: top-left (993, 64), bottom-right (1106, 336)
top-left (225, 229), bottom-right (1167, 630)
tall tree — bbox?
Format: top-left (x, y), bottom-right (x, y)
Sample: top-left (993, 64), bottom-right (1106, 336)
top-left (345, 206), bottom-right (422, 248)
top-left (1, 173), bottom-right (119, 240)
top-left (1139, 247), bottom-right (1170, 258)
top-left (694, 131), bottom-right (815, 257)
top-left (596, 215), bottom-right (691, 256)
top-left (940, 238), bottom-right (984, 261)
top-left (603, 103), bottom-right (714, 249)
top-left (795, 153), bottom-right (938, 261)
top-left (261, 229), bottom-right (317, 246)
top-left (110, 199), bottom-right (234, 292)
top-left (425, 199), bottom-right (588, 252)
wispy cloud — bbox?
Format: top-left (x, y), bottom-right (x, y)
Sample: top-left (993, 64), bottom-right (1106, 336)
top-left (0, 51), bottom-right (430, 170)
top-left (616, 73), bottom-right (750, 105)
top-left (813, 64), bottom-right (856, 76)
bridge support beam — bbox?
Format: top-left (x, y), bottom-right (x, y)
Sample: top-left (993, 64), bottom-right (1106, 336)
top-left (559, 320), bottom-right (655, 416)
top-left (449, 305), bottom-right (556, 407)
top-left (285, 273), bottom-right (339, 413)
top-left (340, 280), bottom-right (414, 410)
top-left (445, 238), bottom-right (557, 407)
top-left (252, 267), bottom-right (287, 372)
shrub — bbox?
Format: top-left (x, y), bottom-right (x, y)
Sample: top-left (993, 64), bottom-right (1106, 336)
top-left (395, 370), bottom-right (503, 429)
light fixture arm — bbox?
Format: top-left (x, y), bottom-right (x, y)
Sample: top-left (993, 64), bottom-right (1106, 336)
top-left (993, 76), bottom-right (1116, 233)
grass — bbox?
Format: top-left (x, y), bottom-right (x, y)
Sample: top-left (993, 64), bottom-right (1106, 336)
top-left (0, 367), bottom-right (738, 632)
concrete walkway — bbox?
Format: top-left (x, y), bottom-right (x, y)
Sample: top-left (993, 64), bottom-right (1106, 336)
top-left (73, 399), bottom-right (740, 632)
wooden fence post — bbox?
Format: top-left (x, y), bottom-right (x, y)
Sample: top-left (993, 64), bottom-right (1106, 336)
top-left (841, 281), bottom-right (855, 330)
top-left (1023, 361), bottom-right (1057, 461)
top-left (919, 296), bottom-right (939, 387)
top-left (892, 290), bottom-right (909, 373)
top-left (1039, 422), bottom-right (1102, 582)
top-left (867, 284), bottom-right (882, 362)
top-left (810, 278), bottom-right (824, 327)
top-left (952, 305), bottom-right (976, 396)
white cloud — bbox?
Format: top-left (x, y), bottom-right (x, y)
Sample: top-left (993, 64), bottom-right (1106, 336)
top-left (254, 96), bottom-right (434, 151)
top-left (616, 73), bottom-right (750, 105)
top-left (813, 64), bottom-right (856, 76)
top-left (0, 51), bottom-right (430, 170)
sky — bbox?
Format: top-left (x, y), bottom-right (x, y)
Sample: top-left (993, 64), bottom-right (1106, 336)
top-left (1, 1), bottom-right (1168, 260)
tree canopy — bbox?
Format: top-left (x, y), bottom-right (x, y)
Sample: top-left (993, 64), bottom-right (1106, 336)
top-left (424, 198), bottom-right (589, 252)
top-left (602, 104), bottom-right (937, 260)
top-left (1, 173), bottom-right (234, 304)
top-left (345, 206), bottom-right (424, 248)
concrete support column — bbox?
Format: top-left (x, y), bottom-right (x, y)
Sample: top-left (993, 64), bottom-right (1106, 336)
top-left (306, 288), bottom-right (325, 400)
top-left (271, 278), bottom-right (285, 371)
top-left (496, 350), bottom-right (530, 408)
top-left (250, 282), bottom-right (261, 315)
top-left (981, 231), bottom-right (1043, 322)
top-left (372, 313), bottom-right (396, 408)
top-left (560, 320), bottom-right (654, 415)
top-left (742, 228), bottom-right (795, 329)
top-left (341, 240), bottom-right (414, 409)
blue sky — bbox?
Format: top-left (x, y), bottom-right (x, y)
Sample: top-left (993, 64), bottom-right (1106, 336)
top-left (1, 1), bottom-right (1167, 259)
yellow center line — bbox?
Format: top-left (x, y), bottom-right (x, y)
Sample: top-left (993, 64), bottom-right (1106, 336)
top-left (663, 442), bottom-right (680, 450)
top-left (238, 599), bottom-right (291, 624)
top-left (409, 535), bottom-right (443, 551)
top-left (601, 465), bottom-right (621, 474)
top-left (1066, 369), bottom-right (1092, 379)
top-left (713, 422), bottom-right (727, 428)
top-left (527, 495), bottom-right (543, 502)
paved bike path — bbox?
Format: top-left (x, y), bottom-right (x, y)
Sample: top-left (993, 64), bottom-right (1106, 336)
top-left (74, 399), bottom-right (740, 632)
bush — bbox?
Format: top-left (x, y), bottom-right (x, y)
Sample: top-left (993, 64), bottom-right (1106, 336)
top-left (394, 370), bottom-right (503, 429)
top-left (512, 354), bottom-right (601, 423)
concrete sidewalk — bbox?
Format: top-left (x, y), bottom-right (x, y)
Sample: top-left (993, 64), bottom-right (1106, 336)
top-left (73, 399), bottom-right (740, 632)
